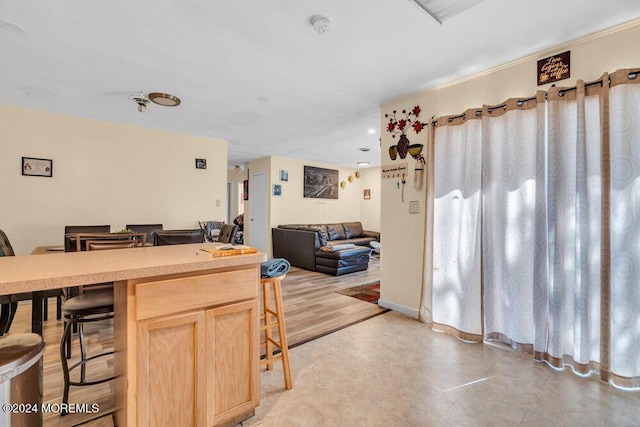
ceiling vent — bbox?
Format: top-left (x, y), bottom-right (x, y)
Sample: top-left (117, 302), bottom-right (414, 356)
top-left (408, 0), bottom-right (485, 24)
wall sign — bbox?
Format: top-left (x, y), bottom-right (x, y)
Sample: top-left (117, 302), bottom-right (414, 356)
top-left (381, 163), bottom-right (408, 179)
top-left (537, 51), bottom-right (570, 85)
top-left (22, 157), bottom-right (53, 177)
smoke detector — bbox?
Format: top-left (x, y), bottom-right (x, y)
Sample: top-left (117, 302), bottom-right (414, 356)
top-left (129, 92), bottom-right (150, 113)
top-left (311, 16), bottom-right (331, 34)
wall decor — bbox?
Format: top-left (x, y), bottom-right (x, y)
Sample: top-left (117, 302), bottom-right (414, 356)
top-left (340, 181), bottom-right (346, 189)
top-left (280, 169), bottom-right (289, 182)
top-left (364, 189), bottom-right (371, 200)
top-left (381, 162), bottom-right (408, 179)
top-left (195, 158), bottom-right (207, 169)
top-left (384, 105), bottom-right (428, 160)
top-left (22, 157), bottom-right (52, 177)
top-left (303, 165), bottom-right (339, 199)
top-left (243, 179), bottom-right (249, 200)
top-left (537, 51), bottom-right (570, 85)
top-left (273, 184), bottom-right (282, 196)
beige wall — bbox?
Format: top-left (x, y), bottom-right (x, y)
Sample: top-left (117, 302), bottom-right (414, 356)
top-left (379, 19), bottom-right (640, 317)
top-left (359, 166), bottom-right (381, 232)
top-left (244, 156), bottom-right (381, 257)
top-left (1, 105), bottom-right (228, 255)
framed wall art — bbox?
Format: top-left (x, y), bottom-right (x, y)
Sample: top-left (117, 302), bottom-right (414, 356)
top-left (273, 184), bottom-right (282, 196)
top-left (195, 158), bottom-right (207, 169)
top-left (303, 166), bottom-right (339, 199)
top-left (22, 157), bottom-right (53, 177)
top-left (243, 180), bottom-right (249, 201)
top-left (280, 169), bottom-right (289, 182)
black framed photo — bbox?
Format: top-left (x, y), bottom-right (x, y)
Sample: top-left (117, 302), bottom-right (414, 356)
top-left (303, 165), bottom-right (339, 199)
top-left (280, 169), bottom-right (289, 182)
top-left (22, 157), bottom-right (53, 177)
top-left (195, 158), bottom-right (207, 169)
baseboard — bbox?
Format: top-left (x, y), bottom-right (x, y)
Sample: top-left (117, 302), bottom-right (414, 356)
top-left (377, 299), bottom-right (419, 319)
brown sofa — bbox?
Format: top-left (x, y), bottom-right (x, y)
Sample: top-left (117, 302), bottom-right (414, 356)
top-left (272, 222), bottom-right (379, 274)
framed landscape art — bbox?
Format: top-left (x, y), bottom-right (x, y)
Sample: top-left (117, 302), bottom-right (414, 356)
top-left (303, 166), bottom-right (338, 199)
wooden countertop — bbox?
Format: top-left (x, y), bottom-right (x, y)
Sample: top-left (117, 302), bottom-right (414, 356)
top-left (0, 243), bottom-right (266, 295)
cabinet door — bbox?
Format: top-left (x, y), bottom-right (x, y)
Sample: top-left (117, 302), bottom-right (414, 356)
top-left (138, 311), bottom-right (206, 427)
top-left (207, 300), bottom-right (259, 426)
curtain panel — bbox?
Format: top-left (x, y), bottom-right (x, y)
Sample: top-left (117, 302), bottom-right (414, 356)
top-left (423, 67), bottom-right (640, 388)
top-left (481, 96), bottom-right (544, 352)
top-left (431, 109), bottom-right (483, 342)
top-left (609, 69), bottom-right (640, 388)
top-left (533, 79), bottom-right (605, 375)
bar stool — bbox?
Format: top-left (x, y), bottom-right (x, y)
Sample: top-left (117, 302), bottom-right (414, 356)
top-left (260, 275), bottom-right (292, 390)
top-left (59, 289), bottom-right (114, 414)
top-left (59, 237), bottom-right (140, 415)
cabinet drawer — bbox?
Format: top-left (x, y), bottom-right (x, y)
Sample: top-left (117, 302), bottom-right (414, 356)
top-left (135, 268), bottom-right (258, 321)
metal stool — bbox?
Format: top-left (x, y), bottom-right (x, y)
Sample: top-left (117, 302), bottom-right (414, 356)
top-left (59, 289), bottom-right (114, 415)
top-left (260, 275), bottom-right (292, 390)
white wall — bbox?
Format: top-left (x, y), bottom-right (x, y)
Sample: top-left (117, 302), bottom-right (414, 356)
top-left (379, 19), bottom-right (640, 315)
top-left (1, 105), bottom-right (228, 255)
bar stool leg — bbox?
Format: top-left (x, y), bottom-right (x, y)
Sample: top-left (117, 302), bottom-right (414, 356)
top-left (262, 280), bottom-right (274, 370)
top-left (260, 276), bottom-right (292, 390)
top-left (272, 278), bottom-right (292, 390)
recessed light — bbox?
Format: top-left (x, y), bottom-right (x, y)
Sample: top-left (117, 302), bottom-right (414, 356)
top-left (359, 147), bottom-right (371, 152)
top-left (357, 162), bottom-right (370, 166)
top-left (257, 97), bottom-right (269, 103)
top-left (148, 92), bottom-right (181, 107)
top-left (0, 20), bottom-right (25, 33)
top-left (368, 129), bottom-right (375, 134)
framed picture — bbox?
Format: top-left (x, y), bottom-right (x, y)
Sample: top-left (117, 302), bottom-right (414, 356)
top-left (280, 169), bottom-right (289, 182)
top-left (273, 184), bottom-right (282, 196)
top-left (22, 157), bottom-right (53, 177)
top-left (243, 180), bottom-right (249, 201)
top-left (303, 165), bottom-right (339, 199)
top-left (363, 189), bottom-right (371, 200)
top-left (195, 158), bottom-right (207, 169)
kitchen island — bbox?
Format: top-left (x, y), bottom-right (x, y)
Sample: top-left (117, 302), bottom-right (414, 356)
top-left (0, 243), bottom-right (265, 426)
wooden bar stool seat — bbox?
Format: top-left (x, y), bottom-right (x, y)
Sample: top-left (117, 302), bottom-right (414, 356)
top-left (260, 275), bottom-right (292, 390)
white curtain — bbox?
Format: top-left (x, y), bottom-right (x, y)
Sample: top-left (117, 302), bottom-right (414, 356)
top-left (609, 69), bottom-right (640, 388)
top-left (534, 81), bottom-right (603, 372)
top-left (481, 98), bottom-right (542, 349)
top-left (421, 67), bottom-right (640, 388)
top-left (431, 110), bottom-right (483, 341)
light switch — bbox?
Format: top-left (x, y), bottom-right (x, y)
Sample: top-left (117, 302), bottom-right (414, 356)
top-left (215, 199), bottom-right (221, 207)
top-left (409, 201), bottom-right (419, 214)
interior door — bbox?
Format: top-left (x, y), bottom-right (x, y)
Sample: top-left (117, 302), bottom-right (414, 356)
top-left (249, 172), bottom-right (267, 252)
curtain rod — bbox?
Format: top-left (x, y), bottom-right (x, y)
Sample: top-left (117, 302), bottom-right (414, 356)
top-left (432, 70), bottom-right (639, 126)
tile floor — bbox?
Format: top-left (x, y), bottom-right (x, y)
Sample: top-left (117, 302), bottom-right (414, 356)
top-left (246, 311), bottom-right (640, 426)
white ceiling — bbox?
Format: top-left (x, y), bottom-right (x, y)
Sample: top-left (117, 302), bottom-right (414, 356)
top-left (1, 1), bottom-right (640, 169)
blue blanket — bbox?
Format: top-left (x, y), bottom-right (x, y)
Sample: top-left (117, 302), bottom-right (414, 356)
top-left (261, 258), bottom-right (291, 278)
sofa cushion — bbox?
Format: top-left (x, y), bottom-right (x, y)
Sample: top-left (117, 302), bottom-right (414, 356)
top-left (329, 237), bottom-right (376, 247)
top-left (326, 223), bottom-right (346, 241)
top-left (278, 224), bottom-right (328, 247)
top-left (342, 222), bottom-right (363, 239)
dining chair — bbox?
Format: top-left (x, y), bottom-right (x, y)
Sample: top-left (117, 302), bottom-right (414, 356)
top-left (59, 236), bottom-right (141, 415)
top-left (125, 223), bottom-right (163, 246)
top-left (218, 224), bottom-right (239, 244)
top-left (198, 221), bottom-right (224, 242)
top-left (64, 225), bottom-right (111, 252)
top-left (0, 229), bottom-right (63, 336)
top-left (153, 229), bottom-right (204, 246)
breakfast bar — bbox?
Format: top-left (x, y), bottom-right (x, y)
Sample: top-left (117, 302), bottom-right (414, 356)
top-left (0, 243), bottom-right (266, 426)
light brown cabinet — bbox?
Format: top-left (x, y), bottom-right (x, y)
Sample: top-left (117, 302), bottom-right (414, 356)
top-left (115, 265), bottom-right (260, 426)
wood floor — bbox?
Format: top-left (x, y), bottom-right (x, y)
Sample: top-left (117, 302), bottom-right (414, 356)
top-left (6, 256), bottom-right (383, 426)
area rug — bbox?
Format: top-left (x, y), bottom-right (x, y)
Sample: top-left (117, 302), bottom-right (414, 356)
top-left (336, 282), bottom-right (381, 304)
